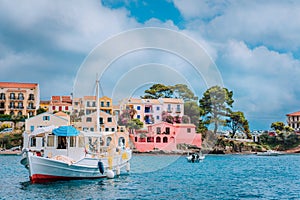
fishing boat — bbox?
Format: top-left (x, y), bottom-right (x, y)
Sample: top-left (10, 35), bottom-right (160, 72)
top-left (186, 151), bottom-right (205, 162)
top-left (20, 125), bottom-right (132, 183)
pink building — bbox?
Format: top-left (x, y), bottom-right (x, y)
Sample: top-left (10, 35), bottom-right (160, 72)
top-left (131, 122), bottom-right (202, 152)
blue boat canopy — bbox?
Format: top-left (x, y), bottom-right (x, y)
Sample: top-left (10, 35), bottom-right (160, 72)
top-left (52, 126), bottom-right (79, 136)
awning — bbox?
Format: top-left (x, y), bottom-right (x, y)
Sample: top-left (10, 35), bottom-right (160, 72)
top-left (52, 126), bottom-right (79, 136)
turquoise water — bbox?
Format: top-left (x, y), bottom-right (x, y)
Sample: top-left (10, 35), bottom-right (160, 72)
top-left (1, 154), bottom-right (300, 199)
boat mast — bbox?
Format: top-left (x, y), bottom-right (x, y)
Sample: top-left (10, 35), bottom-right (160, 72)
top-left (96, 77), bottom-right (100, 132)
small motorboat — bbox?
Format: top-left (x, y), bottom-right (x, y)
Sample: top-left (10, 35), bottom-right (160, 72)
top-left (186, 152), bottom-right (205, 163)
top-left (256, 150), bottom-right (281, 156)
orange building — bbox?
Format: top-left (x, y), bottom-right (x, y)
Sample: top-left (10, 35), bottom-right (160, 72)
top-left (0, 82), bottom-right (39, 116)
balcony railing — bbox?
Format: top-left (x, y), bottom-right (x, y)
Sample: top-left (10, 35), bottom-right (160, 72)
top-left (27, 106), bottom-right (36, 110)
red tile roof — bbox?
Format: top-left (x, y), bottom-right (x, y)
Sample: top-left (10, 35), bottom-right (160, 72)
top-left (286, 111), bottom-right (300, 116)
top-left (0, 82), bottom-right (38, 89)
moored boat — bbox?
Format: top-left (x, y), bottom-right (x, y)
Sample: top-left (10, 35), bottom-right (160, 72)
top-left (186, 151), bottom-right (205, 162)
top-left (21, 125), bottom-right (132, 183)
top-left (256, 150), bottom-right (281, 156)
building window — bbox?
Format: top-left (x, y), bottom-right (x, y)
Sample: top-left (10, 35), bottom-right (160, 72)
top-left (0, 93), bottom-right (5, 100)
top-left (52, 106), bottom-right (55, 110)
top-left (18, 111), bottom-right (22, 116)
top-left (156, 106), bottom-right (160, 111)
top-left (165, 127), bottom-right (170, 134)
top-left (65, 106), bottom-right (68, 111)
top-left (86, 117), bottom-right (92, 122)
top-left (18, 102), bottom-right (23, 108)
top-left (106, 137), bottom-right (112, 146)
top-left (28, 94), bottom-right (34, 100)
top-left (106, 102), bottom-right (110, 107)
top-left (187, 128), bottom-right (191, 133)
top-left (176, 105), bottom-right (181, 112)
top-left (90, 127), bottom-right (94, 131)
top-left (156, 127), bottom-right (161, 134)
top-left (156, 137), bottom-right (161, 143)
top-left (75, 102), bottom-right (79, 106)
top-left (163, 137), bottom-right (168, 143)
top-left (10, 93), bottom-right (15, 100)
top-left (137, 115), bottom-right (140, 119)
top-left (92, 101), bottom-right (96, 107)
top-left (167, 104), bottom-right (171, 112)
top-left (107, 117), bottom-right (112, 122)
top-left (156, 116), bottom-right (160, 120)
top-left (30, 126), bottom-right (34, 132)
top-left (137, 106), bottom-right (140, 110)
top-left (87, 101), bottom-right (90, 107)
top-left (101, 101), bottom-right (104, 107)
top-left (111, 128), bottom-right (115, 132)
top-left (9, 102), bottom-right (14, 108)
top-left (105, 128), bottom-right (109, 132)
top-left (18, 93), bottom-right (24, 100)
top-left (99, 117), bottom-right (103, 124)
top-left (43, 116), bottom-right (50, 121)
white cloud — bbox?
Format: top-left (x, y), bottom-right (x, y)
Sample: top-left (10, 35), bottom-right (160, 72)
top-left (174, 0), bottom-right (300, 51)
top-left (220, 40), bottom-right (300, 118)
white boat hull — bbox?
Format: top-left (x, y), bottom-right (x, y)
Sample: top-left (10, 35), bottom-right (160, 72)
top-left (186, 154), bottom-right (205, 163)
top-left (23, 150), bottom-right (131, 183)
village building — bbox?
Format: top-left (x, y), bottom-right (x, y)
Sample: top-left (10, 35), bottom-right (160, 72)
top-left (131, 121), bottom-right (202, 152)
top-left (119, 98), bottom-right (184, 126)
top-left (48, 96), bottom-right (72, 113)
top-left (0, 82), bottom-right (39, 117)
top-left (286, 111), bottom-right (300, 131)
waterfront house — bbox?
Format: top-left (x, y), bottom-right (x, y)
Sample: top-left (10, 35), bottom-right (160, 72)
top-left (119, 98), bottom-right (184, 127)
top-left (0, 82), bottom-right (39, 117)
top-left (25, 112), bottom-right (70, 133)
top-left (132, 121), bottom-right (202, 152)
top-left (286, 111), bottom-right (300, 131)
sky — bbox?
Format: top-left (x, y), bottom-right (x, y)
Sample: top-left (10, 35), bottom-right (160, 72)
top-left (1, 0), bottom-right (300, 131)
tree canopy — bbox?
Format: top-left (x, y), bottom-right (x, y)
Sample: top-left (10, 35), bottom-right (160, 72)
top-left (199, 86), bottom-right (234, 134)
top-left (141, 84), bottom-right (173, 99)
top-left (170, 84), bottom-right (198, 101)
top-left (226, 111), bottom-right (250, 138)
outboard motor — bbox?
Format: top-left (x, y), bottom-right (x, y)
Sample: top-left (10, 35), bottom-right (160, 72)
top-left (98, 161), bottom-right (104, 174)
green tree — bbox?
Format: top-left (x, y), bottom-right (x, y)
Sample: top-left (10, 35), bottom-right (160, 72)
top-left (141, 84), bottom-right (173, 99)
top-left (170, 84), bottom-right (198, 101)
top-left (226, 111), bottom-right (250, 138)
top-left (37, 107), bottom-right (47, 115)
top-left (271, 121), bottom-right (285, 131)
top-left (184, 101), bottom-right (200, 126)
top-left (199, 86), bottom-right (234, 134)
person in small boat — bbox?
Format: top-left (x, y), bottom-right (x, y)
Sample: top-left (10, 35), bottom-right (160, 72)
top-left (191, 154), bottom-right (196, 163)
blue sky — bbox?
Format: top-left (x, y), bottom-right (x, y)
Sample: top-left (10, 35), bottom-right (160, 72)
top-left (1, 0), bottom-right (300, 131)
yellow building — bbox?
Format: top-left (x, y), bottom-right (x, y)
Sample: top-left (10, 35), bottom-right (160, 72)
top-left (0, 82), bottom-right (39, 116)
top-left (72, 96), bottom-right (113, 116)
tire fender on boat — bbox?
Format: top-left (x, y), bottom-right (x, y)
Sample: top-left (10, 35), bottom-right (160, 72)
top-left (98, 161), bottom-right (104, 174)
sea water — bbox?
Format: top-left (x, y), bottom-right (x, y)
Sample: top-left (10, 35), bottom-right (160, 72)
top-left (0, 154), bottom-right (300, 199)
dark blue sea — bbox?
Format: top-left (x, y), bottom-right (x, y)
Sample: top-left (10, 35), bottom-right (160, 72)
top-left (1, 154), bottom-right (300, 200)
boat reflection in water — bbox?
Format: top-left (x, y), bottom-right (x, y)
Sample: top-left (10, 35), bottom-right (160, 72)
top-left (20, 125), bottom-right (132, 183)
